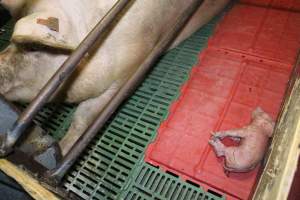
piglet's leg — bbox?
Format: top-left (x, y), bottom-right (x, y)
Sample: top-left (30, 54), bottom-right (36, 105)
top-left (209, 138), bottom-right (226, 157)
top-left (213, 128), bottom-right (246, 140)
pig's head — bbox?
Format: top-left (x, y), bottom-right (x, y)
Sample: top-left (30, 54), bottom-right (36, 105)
top-left (0, 0), bottom-right (88, 96)
top-left (0, 43), bottom-right (69, 101)
top-left (0, 0), bottom-right (83, 94)
top-left (251, 107), bottom-right (275, 137)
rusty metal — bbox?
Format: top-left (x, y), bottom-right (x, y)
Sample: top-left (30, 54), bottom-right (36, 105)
top-left (45, 0), bottom-right (205, 185)
top-left (0, 0), bottom-right (131, 156)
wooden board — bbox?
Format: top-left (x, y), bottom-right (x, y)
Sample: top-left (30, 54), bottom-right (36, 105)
top-left (0, 159), bottom-right (60, 200)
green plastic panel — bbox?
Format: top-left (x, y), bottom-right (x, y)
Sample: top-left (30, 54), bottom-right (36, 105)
top-left (18, 103), bottom-right (77, 140)
top-left (121, 163), bottom-right (224, 200)
top-left (0, 7), bottom-right (226, 200)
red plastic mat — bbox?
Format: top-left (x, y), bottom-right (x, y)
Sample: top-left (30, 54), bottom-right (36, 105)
top-left (240, 0), bottom-right (300, 11)
top-left (145, 49), bottom-right (292, 200)
top-left (208, 5), bottom-right (300, 65)
top-left (145, 4), bottom-right (299, 200)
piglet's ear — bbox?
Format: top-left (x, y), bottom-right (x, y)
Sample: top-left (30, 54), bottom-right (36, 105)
top-left (11, 11), bottom-right (79, 51)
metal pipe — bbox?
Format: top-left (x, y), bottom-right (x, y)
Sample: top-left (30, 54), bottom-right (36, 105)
top-left (0, 0), bottom-right (131, 156)
top-left (45, 0), bottom-right (204, 185)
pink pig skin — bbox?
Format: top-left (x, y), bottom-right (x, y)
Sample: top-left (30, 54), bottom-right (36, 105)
top-left (209, 107), bottom-right (275, 173)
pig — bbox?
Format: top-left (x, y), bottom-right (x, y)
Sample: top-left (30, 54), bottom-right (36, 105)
top-left (209, 107), bottom-right (275, 173)
top-left (0, 0), bottom-right (230, 156)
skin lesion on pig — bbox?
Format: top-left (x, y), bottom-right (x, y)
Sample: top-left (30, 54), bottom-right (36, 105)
top-left (209, 107), bottom-right (275, 173)
top-left (37, 17), bottom-right (59, 32)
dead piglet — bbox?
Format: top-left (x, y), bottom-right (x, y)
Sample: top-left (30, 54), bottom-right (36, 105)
top-left (209, 107), bottom-right (275, 173)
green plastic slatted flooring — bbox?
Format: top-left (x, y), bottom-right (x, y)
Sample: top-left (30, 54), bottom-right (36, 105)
top-left (120, 163), bottom-right (224, 200)
top-left (0, 6), bottom-right (227, 200)
top-left (18, 103), bottom-right (77, 141)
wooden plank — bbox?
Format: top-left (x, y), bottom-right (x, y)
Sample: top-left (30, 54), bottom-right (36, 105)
top-left (0, 159), bottom-right (60, 200)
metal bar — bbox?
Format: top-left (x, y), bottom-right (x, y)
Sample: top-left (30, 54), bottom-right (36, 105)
top-left (45, 0), bottom-right (205, 185)
top-left (0, 0), bottom-right (131, 156)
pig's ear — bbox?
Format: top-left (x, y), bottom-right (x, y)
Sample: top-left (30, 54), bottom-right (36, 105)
top-left (11, 11), bottom-right (79, 51)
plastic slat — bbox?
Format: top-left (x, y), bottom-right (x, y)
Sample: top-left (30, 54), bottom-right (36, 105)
top-left (121, 163), bottom-right (225, 200)
top-left (120, 163), bottom-right (224, 200)
top-left (17, 103), bottom-right (77, 140)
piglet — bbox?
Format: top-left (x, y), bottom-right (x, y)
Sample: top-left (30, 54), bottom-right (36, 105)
top-left (209, 107), bottom-right (275, 173)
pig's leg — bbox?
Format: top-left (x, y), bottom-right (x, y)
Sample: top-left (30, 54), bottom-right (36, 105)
top-left (213, 129), bottom-right (246, 140)
top-left (209, 138), bottom-right (226, 157)
top-left (59, 82), bottom-right (120, 156)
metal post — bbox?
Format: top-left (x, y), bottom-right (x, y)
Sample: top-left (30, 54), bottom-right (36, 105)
top-left (0, 0), bottom-right (131, 156)
top-left (45, 0), bottom-right (204, 185)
